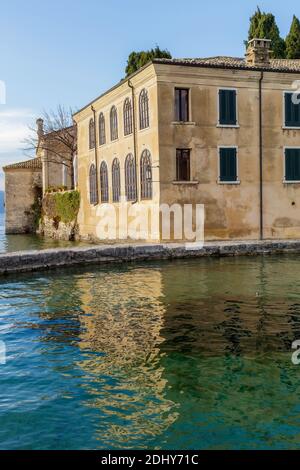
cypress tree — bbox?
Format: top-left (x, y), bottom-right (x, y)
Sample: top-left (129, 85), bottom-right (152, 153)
top-left (286, 15), bottom-right (300, 59)
top-left (246, 7), bottom-right (286, 58)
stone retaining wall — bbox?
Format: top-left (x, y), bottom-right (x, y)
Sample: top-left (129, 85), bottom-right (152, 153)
top-left (1, 240), bottom-right (300, 276)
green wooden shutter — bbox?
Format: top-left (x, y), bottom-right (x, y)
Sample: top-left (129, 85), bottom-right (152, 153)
top-left (285, 93), bottom-right (300, 127)
top-left (220, 148), bottom-right (237, 182)
top-left (285, 149), bottom-right (300, 181)
top-left (219, 90), bottom-right (237, 125)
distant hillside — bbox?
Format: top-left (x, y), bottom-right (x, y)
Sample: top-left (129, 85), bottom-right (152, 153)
top-left (0, 192), bottom-right (4, 213)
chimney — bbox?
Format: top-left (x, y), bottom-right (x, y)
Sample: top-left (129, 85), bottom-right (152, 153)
top-left (36, 118), bottom-right (44, 138)
top-left (246, 38), bottom-right (272, 66)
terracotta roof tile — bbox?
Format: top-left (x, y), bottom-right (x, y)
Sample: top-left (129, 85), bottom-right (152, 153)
top-left (3, 157), bottom-right (42, 171)
top-left (153, 56), bottom-right (300, 73)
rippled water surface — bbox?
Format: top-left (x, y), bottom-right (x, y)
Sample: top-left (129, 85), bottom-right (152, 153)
top-left (1, 251), bottom-right (300, 450)
top-left (0, 213), bottom-right (86, 253)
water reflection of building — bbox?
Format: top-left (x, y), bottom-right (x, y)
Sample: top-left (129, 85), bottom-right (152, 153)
top-left (76, 267), bottom-right (179, 448)
top-left (160, 257), bottom-right (300, 357)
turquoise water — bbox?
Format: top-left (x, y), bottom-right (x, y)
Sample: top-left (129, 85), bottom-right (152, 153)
top-left (1, 251), bottom-right (300, 449)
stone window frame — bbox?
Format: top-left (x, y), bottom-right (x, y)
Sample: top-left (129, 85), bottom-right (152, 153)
top-left (140, 149), bottom-right (153, 200)
top-left (217, 146), bottom-right (240, 185)
top-left (139, 89), bottom-right (150, 130)
top-left (112, 158), bottom-right (121, 203)
top-left (217, 87), bottom-right (240, 128)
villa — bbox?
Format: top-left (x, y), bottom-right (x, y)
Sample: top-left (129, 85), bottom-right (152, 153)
top-left (5, 39), bottom-right (300, 241)
top-left (73, 38), bottom-right (300, 242)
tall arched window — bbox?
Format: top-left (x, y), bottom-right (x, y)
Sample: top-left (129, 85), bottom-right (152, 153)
top-left (99, 113), bottom-right (106, 145)
top-left (125, 154), bottom-right (137, 201)
top-left (139, 89), bottom-right (149, 130)
top-left (89, 118), bottom-right (95, 149)
top-left (123, 98), bottom-right (133, 136)
top-left (100, 161), bottom-right (109, 203)
top-left (110, 106), bottom-right (118, 141)
top-left (89, 164), bottom-right (98, 204)
top-left (112, 158), bottom-right (121, 203)
top-left (140, 150), bottom-right (152, 200)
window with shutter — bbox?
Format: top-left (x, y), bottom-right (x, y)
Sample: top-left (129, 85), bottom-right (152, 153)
top-left (219, 89), bottom-right (237, 126)
top-left (285, 93), bottom-right (300, 128)
top-left (285, 149), bottom-right (300, 181)
top-left (219, 148), bottom-right (238, 182)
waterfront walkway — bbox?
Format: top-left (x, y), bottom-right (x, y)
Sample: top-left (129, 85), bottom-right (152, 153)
top-left (1, 239), bottom-right (300, 276)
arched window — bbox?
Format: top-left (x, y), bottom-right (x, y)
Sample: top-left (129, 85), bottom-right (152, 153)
top-left (140, 150), bottom-right (152, 200)
top-left (112, 158), bottom-right (121, 203)
top-left (110, 106), bottom-right (118, 141)
top-left (123, 98), bottom-right (133, 136)
top-left (100, 161), bottom-right (109, 203)
top-left (99, 113), bottom-right (106, 146)
top-left (89, 118), bottom-right (95, 150)
top-left (89, 164), bottom-right (98, 204)
top-left (125, 154), bottom-right (137, 201)
top-left (139, 89), bottom-right (149, 130)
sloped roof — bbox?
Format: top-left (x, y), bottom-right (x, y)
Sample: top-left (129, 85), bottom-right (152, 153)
top-left (153, 56), bottom-right (300, 73)
top-left (3, 157), bottom-right (42, 171)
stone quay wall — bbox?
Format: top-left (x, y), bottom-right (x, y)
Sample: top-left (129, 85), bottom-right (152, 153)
top-left (1, 240), bottom-right (300, 276)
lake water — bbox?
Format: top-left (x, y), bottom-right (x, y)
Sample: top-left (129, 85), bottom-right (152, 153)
top-left (0, 213), bottom-right (86, 253)
top-left (1, 249), bottom-right (300, 449)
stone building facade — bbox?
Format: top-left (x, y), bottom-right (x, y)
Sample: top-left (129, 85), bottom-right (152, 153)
top-left (3, 120), bottom-right (76, 234)
top-left (74, 39), bottom-right (300, 242)
top-left (3, 158), bottom-right (42, 234)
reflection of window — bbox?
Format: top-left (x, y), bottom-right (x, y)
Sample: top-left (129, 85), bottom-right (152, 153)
top-left (89, 118), bottom-right (95, 149)
top-left (123, 98), bottom-right (133, 136)
top-left (125, 154), bottom-right (137, 201)
top-left (112, 158), bottom-right (121, 202)
top-left (99, 113), bottom-right (106, 145)
top-left (89, 164), bottom-right (98, 204)
top-left (140, 149), bottom-right (152, 200)
top-left (110, 106), bottom-right (118, 141)
top-left (100, 161), bottom-right (109, 203)
top-left (139, 89), bottom-right (149, 129)
top-left (176, 149), bottom-right (190, 181)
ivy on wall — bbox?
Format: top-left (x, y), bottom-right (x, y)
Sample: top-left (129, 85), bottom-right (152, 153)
top-left (43, 190), bottom-right (80, 225)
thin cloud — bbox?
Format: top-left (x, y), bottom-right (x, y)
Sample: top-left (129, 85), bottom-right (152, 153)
top-left (0, 108), bottom-right (36, 154)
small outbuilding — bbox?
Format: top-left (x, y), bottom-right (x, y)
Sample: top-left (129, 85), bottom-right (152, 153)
top-left (3, 158), bottom-right (42, 234)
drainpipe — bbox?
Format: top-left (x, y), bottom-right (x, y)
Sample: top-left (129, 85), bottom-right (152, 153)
top-left (91, 105), bottom-right (99, 203)
top-left (128, 79), bottom-right (138, 203)
top-left (259, 72), bottom-right (264, 240)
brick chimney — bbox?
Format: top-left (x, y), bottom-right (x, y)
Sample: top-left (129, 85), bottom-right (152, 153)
top-left (246, 38), bottom-right (272, 66)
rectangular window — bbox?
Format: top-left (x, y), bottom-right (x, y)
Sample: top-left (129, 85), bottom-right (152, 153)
top-left (219, 89), bottom-right (237, 126)
top-left (219, 148), bottom-right (238, 182)
top-left (176, 149), bottom-right (190, 181)
top-left (175, 88), bottom-right (189, 122)
top-left (285, 93), bottom-right (300, 127)
top-left (285, 148), bottom-right (300, 181)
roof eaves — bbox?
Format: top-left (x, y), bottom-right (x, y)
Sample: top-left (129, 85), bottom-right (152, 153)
top-left (73, 60), bottom-right (154, 118)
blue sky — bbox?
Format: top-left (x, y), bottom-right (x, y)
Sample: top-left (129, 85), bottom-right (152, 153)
top-left (0, 0), bottom-right (298, 189)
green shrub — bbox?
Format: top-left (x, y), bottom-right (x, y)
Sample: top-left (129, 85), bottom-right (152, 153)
top-left (54, 191), bottom-right (80, 223)
top-left (43, 190), bottom-right (80, 224)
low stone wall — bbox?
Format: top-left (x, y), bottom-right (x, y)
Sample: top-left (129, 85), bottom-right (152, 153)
top-left (1, 240), bottom-right (300, 276)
